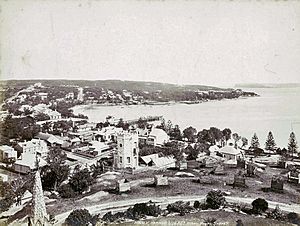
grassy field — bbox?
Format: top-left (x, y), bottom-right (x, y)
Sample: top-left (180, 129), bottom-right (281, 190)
top-left (46, 165), bottom-right (300, 217)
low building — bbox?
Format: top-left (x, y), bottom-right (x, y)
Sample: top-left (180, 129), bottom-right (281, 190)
top-left (14, 154), bottom-right (47, 174)
top-left (0, 145), bottom-right (17, 162)
top-left (35, 132), bottom-right (64, 147)
top-left (140, 153), bottom-right (176, 168)
top-left (15, 139), bottom-right (49, 158)
top-left (147, 128), bottom-right (169, 146)
top-left (218, 146), bottom-right (243, 162)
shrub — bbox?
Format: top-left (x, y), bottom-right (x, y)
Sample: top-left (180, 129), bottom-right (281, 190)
top-left (65, 209), bottom-right (93, 226)
top-left (166, 201), bottom-right (193, 216)
top-left (286, 212), bottom-right (300, 225)
top-left (58, 184), bottom-right (76, 198)
top-left (102, 202), bottom-right (161, 222)
top-left (267, 205), bottom-right (286, 221)
top-left (206, 190), bottom-right (225, 209)
top-left (251, 198), bottom-right (268, 214)
top-left (126, 202), bottom-right (161, 219)
top-left (193, 200), bottom-right (200, 209)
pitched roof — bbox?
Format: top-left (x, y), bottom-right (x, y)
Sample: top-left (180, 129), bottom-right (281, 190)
top-left (219, 146), bottom-right (241, 155)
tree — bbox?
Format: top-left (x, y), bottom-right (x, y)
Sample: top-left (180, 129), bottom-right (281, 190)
top-left (232, 133), bottom-right (241, 149)
top-left (65, 209), bottom-right (93, 226)
top-left (250, 133), bottom-right (260, 149)
top-left (209, 127), bottom-right (223, 145)
top-left (183, 126), bottom-right (197, 142)
top-left (222, 128), bottom-right (232, 145)
top-left (185, 145), bottom-right (198, 160)
top-left (241, 137), bottom-right (248, 148)
top-left (137, 118), bottom-right (148, 129)
top-left (169, 124), bottom-right (182, 141)
top-left (265, 131), bottom-right (276, 151)
top-left (58, 184), bottom-right (76, 198)
top-left (69, 168), bottom-right (94, 193)
top-left (41, 147), bottom-right (70, 191)
top-left (90, 159), bottom-right (105, 178)
top-left (288, 132), bottom-right (298, 157)
top-left (166, 120), bottom-right (173, 135)
top-left (206, 190), bottom-right (225, 210)
top-left (34, 112), bottom-right (50, 122)
top-left (252, 198), bottom-right (268, 214)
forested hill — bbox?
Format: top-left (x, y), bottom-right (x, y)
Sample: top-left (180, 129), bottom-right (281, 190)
top-left (1, 79), bottom-right (226, 92)
top-left (0, 79), bottom-right (257, 105)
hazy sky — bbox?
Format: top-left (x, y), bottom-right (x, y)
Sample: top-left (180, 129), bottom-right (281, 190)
top-left (1, 0), bottom-right (300, 86)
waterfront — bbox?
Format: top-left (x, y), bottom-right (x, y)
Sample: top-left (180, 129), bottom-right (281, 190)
top-left (73, 87), bottom-right (300, 147)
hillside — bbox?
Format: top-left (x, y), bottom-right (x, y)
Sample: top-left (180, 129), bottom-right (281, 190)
top-left (1, 79), bottom-right (226, 92)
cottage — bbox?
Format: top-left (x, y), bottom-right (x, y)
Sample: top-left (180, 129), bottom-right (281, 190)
top-left (147, 128), bottom-right (169, 146)
top-left (15, 139), bottom-right (49, 158)
top-left (35, 132), bottom-right (64, 147)
top-left (218, 146), bottom-right (243, 162)
top-left (0, 145), bottom-right (17, 162)
top-left (140, 153), bottom-right (176, 169)
top-left (14, 155), bottom-right (47, 174)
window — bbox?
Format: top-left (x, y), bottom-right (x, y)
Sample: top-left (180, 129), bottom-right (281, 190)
top-left (119, 143), bottom-right (122, 147)
top-left (133, 148), bottom-right (137, 156)
top-left (120, 157), bottom-right (122, 163)
top-left (127, 157), bottom-right (130, 163)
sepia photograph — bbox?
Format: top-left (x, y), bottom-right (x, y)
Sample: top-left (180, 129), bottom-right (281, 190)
top-left (0, 0), bottom-right (300, 225)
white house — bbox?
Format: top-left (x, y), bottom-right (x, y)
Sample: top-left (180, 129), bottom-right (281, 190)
top-left (136, 127), bottom-right (169, 146)
top-left (218, 145), bottom-right (243, 162)
top-left (14, 154), bottom-right (47, 174)
top-left (114, 131), bottom-right (139, 169)
top-left (15, 139), bottom-right (49, 158)
top-left (0, 145), bottom-right (17, 162)
top-left (140, 153), bottom-right (176, 168)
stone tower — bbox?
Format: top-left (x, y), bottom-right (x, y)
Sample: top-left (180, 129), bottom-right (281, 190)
top-left (114, 131), bottom-right (139, 169)
top-left (31, 170), bottom-right (48, 226)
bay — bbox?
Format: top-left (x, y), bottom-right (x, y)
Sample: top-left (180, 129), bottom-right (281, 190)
top-left (72, 87), bottom-right (300, 148)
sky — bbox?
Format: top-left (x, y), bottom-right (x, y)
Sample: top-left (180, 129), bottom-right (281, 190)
top-left (1, 0), bottom-right (300, 87)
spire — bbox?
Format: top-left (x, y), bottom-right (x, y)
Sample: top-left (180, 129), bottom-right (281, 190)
top-left (31, 170), bottom-right (48, 225)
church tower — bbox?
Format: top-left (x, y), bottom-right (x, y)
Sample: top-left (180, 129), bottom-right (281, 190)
top-left (31, 170), bottom-right (48, 226)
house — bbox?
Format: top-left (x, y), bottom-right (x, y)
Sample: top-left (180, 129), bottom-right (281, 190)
top-left (147, 128), bottom-right (169, 146)
top-left (0, 145), bottom-right (17, 162)
top-left (14, 154), bottom-right (47, 174)
top-left (218, 146), bottom-right (243, 162)
top-left (114, 132), bottom-right (139, 169)
top-left (35, 132), bottom-right (64, 147)
top-left (15, 139), bottom-right (49, 158)
top-left (95, 126), bottom-right (123, 142)
top-left (140, 153), bottom-right (176, 168)
top-left (89, 141), bottom-right (111, 153)
top-left (32, 104), bottom-right (61, 120)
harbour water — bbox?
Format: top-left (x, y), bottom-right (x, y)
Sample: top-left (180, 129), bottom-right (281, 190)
top-left (72, 87), bottom-right (300, 148)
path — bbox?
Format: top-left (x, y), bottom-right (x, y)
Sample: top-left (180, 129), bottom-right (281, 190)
top-left (54, 195), bottom-right (300, 225)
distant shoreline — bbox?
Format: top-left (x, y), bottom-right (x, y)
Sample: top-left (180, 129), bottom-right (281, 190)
top-left (72, 95), bottom-right (259, 111)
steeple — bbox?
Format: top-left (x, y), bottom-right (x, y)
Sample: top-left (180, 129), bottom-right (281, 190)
top-left (31, 170), bottom-right (48, 226)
